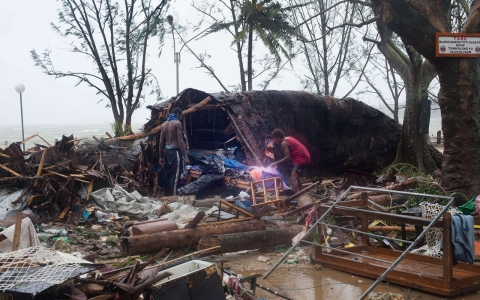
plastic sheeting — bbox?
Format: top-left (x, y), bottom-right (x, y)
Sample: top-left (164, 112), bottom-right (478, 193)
top-left (90, 185), bottom-right (163, 218)
top-left (0, 189), bottom-right (30, 220)
top-left (0, 217), bottom-right (40, 253)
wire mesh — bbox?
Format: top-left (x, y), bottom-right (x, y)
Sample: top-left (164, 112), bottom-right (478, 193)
top-left (0, 246), bottom-right (102, 295)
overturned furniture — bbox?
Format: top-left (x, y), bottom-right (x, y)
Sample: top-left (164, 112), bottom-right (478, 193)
top-left (265, 186), bottom-right (480, 299)
top-left (314, 187), bottom-right (480, 298)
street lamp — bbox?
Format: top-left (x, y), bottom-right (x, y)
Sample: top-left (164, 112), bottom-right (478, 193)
top-left (14, 84), bottom-right (26, 151)
top-left (166, 15), bottom-right (219, 95)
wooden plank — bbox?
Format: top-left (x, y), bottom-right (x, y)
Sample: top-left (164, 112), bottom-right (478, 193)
top-left (443, 212), bottom-right (453, 288)
top-left (34, 148), bottom-right (48, 187)
top-left (220, 199), bottom-right (254, 218)
top-left (58, 206), bottom-right (70, 220)
top-left (86, 179), bottom-right (95, 201)
top-left (12, 213), bottom-right (23, 251)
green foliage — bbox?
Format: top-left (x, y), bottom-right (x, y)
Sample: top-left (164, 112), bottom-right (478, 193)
top-left (384, 163), bottom-right (429, 179)
top-left (111, 122), bottom-right (132, 138)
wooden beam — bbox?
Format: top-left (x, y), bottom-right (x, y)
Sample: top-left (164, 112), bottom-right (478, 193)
top-left (12, 213), bottom-right (23, 251)
top-left (86, 179), bottom-right (95, 201)
top-left (34, 148), bottom-right (48, 187)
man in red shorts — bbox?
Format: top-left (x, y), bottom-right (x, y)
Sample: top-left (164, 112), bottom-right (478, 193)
top-left (269, 128), bottom-right (310, 193)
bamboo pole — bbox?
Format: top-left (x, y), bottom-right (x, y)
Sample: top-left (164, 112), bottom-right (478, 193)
top-left (0, 164), bottom-right (21, 177)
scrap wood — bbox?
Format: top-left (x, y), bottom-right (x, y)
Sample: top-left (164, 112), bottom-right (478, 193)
top-left (12, 212), bottom-right (23, 251)
top-left (0, 153), bottom-right (10, 159)
top-left (47, 171), bottom-right (90, 184)
top-left (21, 133), bottom-right (52, 147)
top-left (284, 181), bottom-right (320, 204)
top-left (0, 163), bottom-right (21, 176)
top-left (11, 187), bottom-right (31, 204)
top-left (224, 108), bottom-right (263, 167)
top-left (34, 148), bottom-right (48, 187)
top-left (220, 198), bottom-right (255, 218)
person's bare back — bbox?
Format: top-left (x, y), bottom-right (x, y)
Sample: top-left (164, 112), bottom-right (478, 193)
top-left (159, 109), bottom-right (189, 165)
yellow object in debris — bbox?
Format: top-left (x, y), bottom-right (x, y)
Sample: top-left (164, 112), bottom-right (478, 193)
top-left (344, 243), bottom-right (355, 248)
top-left (474, 225), bottom-right (480, 229)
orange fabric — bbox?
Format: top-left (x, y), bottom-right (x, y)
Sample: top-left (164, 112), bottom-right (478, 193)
top-left (249, 167), bottom-right (262, 181)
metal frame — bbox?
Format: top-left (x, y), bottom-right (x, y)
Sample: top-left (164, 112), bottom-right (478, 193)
top-left (264, 186), bottom-right (458, 299)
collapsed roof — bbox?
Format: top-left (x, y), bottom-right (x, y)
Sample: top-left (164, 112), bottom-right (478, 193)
top-left (144, 88), bottom-right (402, 175)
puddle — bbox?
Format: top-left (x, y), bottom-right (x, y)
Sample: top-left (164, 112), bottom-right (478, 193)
top-left (237, 267), bottom-right (480, 299)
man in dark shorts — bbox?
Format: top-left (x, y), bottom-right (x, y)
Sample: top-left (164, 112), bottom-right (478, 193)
top-left (269, 128), bottom-right (310, 193)
top-left (159, 107), bottom-right (190, 196)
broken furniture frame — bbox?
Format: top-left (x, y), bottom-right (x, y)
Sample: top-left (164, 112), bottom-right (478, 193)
top-left (263, 186), bottom-right (480, 299)
top-left (185, 170), bottom-right (251, 189)
top-left (250, 177), bottom-right (285, 212)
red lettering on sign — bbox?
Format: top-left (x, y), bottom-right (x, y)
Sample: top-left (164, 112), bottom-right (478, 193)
top-left (454, 37), bottom-right (467, 41)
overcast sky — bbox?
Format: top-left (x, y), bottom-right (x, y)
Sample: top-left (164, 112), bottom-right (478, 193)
top-left (0, 0), bottom-right (304, 128)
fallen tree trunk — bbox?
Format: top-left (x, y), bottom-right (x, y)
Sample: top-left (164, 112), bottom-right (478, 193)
top-left (197, 226), bottom-right (306, 253)
top-left (122, 219), bottom-right (265, 255)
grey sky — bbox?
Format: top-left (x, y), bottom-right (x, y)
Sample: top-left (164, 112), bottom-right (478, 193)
top-left (0, 0), bottom-right (303, 127)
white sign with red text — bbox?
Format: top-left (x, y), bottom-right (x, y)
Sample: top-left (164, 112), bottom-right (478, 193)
top-left (436, 33), bottom-right (480, 57)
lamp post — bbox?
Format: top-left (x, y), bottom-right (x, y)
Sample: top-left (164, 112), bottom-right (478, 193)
top-left (14, 84), bottom-right (26, 151)
top-left (167, 15), bottom-right (219, 95)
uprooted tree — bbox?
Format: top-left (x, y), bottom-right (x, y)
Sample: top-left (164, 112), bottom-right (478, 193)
top-left (31, 0), bottom-right (169, 136)
top-left (371, 0), bottom-right (480, 198)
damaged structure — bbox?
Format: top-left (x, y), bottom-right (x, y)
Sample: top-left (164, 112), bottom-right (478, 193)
top-left (142, 88), bottom-right (402, 176)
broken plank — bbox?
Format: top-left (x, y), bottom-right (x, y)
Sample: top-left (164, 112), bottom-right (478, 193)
top-left (47, 171), bottom-right (90, 183)
top-left (86, 179), bottom-right (95, 201)
top-left (58, 206), bottom-right (70, 220)
top-left (12, 213), bottom-right (23, 251)
top-left (34, 148), bottom-right (48, 187)
top-left (220, 199), bottom-right (254, 218)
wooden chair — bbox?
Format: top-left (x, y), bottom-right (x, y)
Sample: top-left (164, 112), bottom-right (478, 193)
top-left (250, 177), bottom-right (286, 212)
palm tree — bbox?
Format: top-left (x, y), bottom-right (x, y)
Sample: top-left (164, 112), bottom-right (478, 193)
top-left (208, 0), bottom-right (304, 90)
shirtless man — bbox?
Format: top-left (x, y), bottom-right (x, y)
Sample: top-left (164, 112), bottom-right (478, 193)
top-left (269, 128), bottom-right (310, 193)
top-left (159, 107), bottom-right (190, 196)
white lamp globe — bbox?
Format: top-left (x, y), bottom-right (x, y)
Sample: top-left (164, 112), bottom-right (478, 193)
top-left (15, 84), bottom-right (25, 94)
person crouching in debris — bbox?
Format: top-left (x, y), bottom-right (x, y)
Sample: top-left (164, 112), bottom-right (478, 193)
top-left (159, 107), bottom-right (190, 196)
top-left (269, 128), bottom-right (310, 193)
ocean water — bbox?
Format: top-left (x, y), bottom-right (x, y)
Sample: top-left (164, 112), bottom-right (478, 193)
top-left (0, 118), bottom-right (443, 150)
top-left (0, 123), bottom-right (145, 149)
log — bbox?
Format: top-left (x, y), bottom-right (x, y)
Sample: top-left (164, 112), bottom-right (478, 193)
top-left (197, 226), bottom-right (305, 253)
top-left (122, 219), bottom-right (266, 255)
top-left (368, 194), bottom-right (391, 207)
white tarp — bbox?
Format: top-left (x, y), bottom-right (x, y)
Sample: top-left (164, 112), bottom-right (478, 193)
top-left (90, 185), bottom-right (163, 218)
